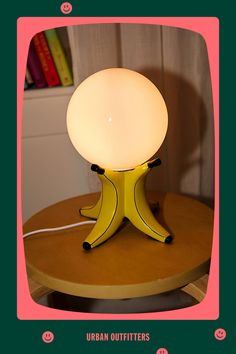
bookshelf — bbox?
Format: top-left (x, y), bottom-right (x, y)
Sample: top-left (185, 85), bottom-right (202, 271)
top-left (24, 27), bottom-right (77, 98)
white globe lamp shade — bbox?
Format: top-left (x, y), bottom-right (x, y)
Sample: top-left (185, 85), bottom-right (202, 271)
top-left (67, 68), bottom-right (168, 170)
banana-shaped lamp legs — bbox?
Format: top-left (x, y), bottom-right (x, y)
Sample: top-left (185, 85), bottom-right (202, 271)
top-left (80, 159), bottom-right (173, 250)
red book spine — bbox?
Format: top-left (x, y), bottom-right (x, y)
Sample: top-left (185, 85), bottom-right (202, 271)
top-left (27, 42), bottom-right (47, 88)
top-left (32, 32), bottom-right (61, 87)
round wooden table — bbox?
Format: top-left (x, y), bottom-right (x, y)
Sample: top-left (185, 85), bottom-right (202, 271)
top-left (24, 192), bottom-right (213, 303)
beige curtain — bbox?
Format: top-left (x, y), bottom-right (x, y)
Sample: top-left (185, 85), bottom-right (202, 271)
top-left (73, 23), bottom-right (214, 206)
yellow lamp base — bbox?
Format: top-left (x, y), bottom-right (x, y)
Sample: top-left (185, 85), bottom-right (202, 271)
top-left (80, 158), bottom-right (173, 250)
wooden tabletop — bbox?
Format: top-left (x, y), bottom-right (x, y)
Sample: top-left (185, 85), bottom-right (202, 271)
top-left (24, 192), bottom-right (214, 299)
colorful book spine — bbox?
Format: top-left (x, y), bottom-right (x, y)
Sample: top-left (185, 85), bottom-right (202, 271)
top-left (44, 29), bottom-right (73, 87)
top-left (32, 32), bottom-right (61, 87)
top-left (26, 67), bottom-right (34, 86)
top-left (27, 42), bottom-right (47, 88)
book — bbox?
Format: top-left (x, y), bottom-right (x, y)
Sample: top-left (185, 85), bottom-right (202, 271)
top-left (25, 67), bottom-right (34, 85)
top-left (44, 29), bottom-right (73, 86)
top-left (27, 41), bottom-right (47, 88)
top-left (25, 67), bottom-right (35, 88)
top-left (32, 32), bottom-right (61, 87)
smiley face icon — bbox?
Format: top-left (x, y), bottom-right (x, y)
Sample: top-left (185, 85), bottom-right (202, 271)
top-left (214, 328), bottom-right (226, 341)
top-left (42, 331), bottom-right (54, 343)
top-left (60, 2), bottom-right (73, 14)
top-left (156, 348), bottom-right (168, 354)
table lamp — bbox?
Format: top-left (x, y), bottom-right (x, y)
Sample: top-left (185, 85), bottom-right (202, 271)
top-left (67, 68), bottom-right (173, 250)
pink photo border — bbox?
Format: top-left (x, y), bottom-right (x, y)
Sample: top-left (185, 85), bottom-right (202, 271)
top-left (17, 17), bottom-right (219, 320)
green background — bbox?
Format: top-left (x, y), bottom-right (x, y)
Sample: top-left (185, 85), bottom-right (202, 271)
top-left (2, 0), bottom-right (234, 352)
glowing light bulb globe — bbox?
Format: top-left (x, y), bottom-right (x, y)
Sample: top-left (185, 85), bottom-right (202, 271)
top-left (67, 68), bottom-right (168, 170)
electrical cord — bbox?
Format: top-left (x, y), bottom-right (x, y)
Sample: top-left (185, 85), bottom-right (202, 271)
top-left (23, 220), bottom-right (96, 238)
top-left (23, 202), bottom-right (159, 239)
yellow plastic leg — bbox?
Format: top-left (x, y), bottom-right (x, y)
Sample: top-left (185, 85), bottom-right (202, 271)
top-left (125, 164), bottom-right (171, 242)
top-left (82, 172), bottom-right (124, 249)
top-left (80, 193), bottom-right (102, 219)
top-left (81, 159), bottom-right (172, 249)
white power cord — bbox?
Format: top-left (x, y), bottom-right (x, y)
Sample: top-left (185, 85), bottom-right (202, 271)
top-left (23, 220), bottom-right (96, 238)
